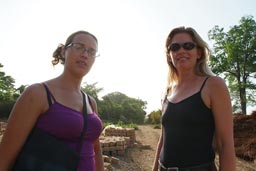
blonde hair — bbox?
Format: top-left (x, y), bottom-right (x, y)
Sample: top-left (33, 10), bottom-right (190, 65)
top-left (165, 26), bottom-right (214, 88)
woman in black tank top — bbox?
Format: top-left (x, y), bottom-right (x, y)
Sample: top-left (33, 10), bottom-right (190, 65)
top-left (152, 27), bottom-right (236, 171)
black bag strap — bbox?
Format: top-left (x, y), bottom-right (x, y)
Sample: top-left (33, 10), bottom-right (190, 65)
top-left (42, 83), bottom-right (57, 106)
top-left (87, 95), bottom-right (95, 113)
top-left (77, 91), bottom-right (88, 153)
top-left (80, 92), bottom-right (88, 140)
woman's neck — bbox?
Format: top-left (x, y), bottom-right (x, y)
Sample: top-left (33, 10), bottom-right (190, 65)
top-left (176, 72), bottom-right (198, 85)
top-left (55, 74), bottom-right (82, 92)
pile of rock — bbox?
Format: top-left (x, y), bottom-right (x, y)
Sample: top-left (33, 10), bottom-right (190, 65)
top-left (103, 155), bottom-right (119, 171)
top-left (100, 136), bottom-right (129, 156)
top-left (103, 125), bottom-right (136, 146)
top-left (100, 125), bottom-right (136, 156)
top-left (233, 111), bottom-right (256, 162)
top-left (101, 125), bottom-right (137, 171)
top-left (0, 121), bottom-right (7, 142)
top-left (0, 121), bottom-right (7, 136)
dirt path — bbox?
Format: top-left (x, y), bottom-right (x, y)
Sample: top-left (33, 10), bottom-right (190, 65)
top-left (110, 125), bottom-right (159, 171)
top-left (113, 125), bottom-right (256, 171)
top-left (129, 125), bottom-right (160, 171)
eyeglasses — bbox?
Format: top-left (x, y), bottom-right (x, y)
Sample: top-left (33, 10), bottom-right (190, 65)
top-left (167, 42), bottom-right (197, 52)
top-left (66, 43), bottom-right (100, 58)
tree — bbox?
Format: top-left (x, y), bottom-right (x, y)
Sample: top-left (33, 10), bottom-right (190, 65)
top-left (0, 63), bottom-right (27, 118)
top-left (101, 92), bottom-right (147, 124)
top-left (208, 15), bottom-right (256, 114)
top-left (0, 63), bottom-right (16, 101)
top-left (81, 82), bottom-right (103, 103)
top-left (14, 85), bottom-right (27, 99)
top-left (146, 109), bottom-right (162, 124)
top-left (81, 83), bottom-right (148, 124)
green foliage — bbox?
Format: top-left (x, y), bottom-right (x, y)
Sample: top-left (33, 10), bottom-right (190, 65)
top-left (0, 63), bottom-right (26, 102)
top-left (81, 82), bottom-right (103, 103)
top-left (99, 92), bottom-right (147, 124)
top-left (153, 124), bottom-right (161, 129)
top-left (208, 15), bottom-right (256, 114)
top-left (146, 109), bottom-right (162, 124)
top-left (102, 122), bottom-right (114, 129)
top-left (0, 63), bottom-right (16, 101)
top-left (0, 101), bottom-right (15, 118)
top-left (0, 63), bottom-right (27, 119)
top-left (116, 121), bottom-right (138, 130)
top-left (102, 121), bottom-right (138, 130)
top-left (81, 84), bottom-right (147, 124)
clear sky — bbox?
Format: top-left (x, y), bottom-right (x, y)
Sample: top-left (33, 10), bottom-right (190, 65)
top-left (1, 0), bottom-right (256, 113)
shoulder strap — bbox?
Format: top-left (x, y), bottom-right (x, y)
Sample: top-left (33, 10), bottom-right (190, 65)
top-left (199, 77), bottom-right (210, 92)
top-left (80, 92), bottom-right (88, 140)
top-left (87, 95), bottom-right (95, 112)
top-left (77, 92), bottom-right (88, 153)
top-left (42, 83), bottom-right (57, 106)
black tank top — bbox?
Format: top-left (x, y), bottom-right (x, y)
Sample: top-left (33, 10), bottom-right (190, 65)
top-left (160, 77), bottom-right (215, 168)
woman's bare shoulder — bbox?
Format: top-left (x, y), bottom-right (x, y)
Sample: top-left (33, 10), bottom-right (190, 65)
top-left (206, 76), bottom-right (229, 96)
top-left (21, 83), bottom-right (46, 98)
top-left (13, 83), bottom-right (49, 117)
top-left (207, 76), bottom-right (227, 87)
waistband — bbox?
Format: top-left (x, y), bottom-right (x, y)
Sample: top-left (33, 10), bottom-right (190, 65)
top-left (158, 161), bottom-right (217, 171)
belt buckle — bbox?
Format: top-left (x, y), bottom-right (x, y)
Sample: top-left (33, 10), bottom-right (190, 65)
top-left (168, 167), bottom-right (178, 171)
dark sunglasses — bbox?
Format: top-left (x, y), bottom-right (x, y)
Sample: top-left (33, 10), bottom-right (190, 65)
top-left (168, 42), bottom-right (197, 52)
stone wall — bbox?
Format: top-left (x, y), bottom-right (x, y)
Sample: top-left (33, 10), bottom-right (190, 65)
top-left (100, 125), bottom-right (136, 156)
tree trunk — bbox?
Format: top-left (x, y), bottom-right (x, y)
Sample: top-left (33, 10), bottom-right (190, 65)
top-left (240, 87), bottom-right (247, 115)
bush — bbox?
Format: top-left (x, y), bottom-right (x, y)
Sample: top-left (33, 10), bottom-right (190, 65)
top-left (102, 121), bottom-right (138, 130)
top-left (153, 124), bottom-right (161, 129)
top-left (0, 101), bottom-right (15, 119)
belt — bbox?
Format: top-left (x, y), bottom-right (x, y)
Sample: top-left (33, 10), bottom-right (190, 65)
top-left (158, 161), bottom-right (216, 171)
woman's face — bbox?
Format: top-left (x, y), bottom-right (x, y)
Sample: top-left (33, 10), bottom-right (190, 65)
top-left (64, 33), bottom-right (98, 77)
top-left (168, 32), bottom-right (201, 72)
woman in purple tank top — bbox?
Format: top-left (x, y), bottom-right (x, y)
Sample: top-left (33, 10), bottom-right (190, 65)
top-left (0, 31), bottom-right (104, 171)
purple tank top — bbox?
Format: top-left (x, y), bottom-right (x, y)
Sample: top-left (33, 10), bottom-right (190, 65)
top-left (35, 84), bottom-right (103, 171)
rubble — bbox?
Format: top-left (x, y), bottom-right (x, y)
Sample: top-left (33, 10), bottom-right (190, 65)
top-left (233, 111), bottom-right (256, 162)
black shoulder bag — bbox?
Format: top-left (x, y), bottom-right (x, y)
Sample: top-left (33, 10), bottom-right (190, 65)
top-left (12, 92), bottom-right (88, 171)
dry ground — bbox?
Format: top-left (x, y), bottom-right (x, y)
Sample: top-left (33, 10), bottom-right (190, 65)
top-left (112, 125), bottom-right (256, 171)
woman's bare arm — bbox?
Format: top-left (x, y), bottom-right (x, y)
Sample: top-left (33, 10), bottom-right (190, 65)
top-left (0, 84), bottom-right (47, 170)
top-left (207, 77), bottom-right (236, 171)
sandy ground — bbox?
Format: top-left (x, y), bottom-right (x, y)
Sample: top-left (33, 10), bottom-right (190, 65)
top-left (112, 125), bottom-right (256, 171)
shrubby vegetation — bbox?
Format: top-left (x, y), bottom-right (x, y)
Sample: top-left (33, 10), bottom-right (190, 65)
top-left (103, 121), bottom-right (139, 130)
top-left (146, 109), bottom-right (161, 125)
top-left (0, 64), bottom-right (26, 118)
top-left (82, 83), bottom-right (147, 124)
